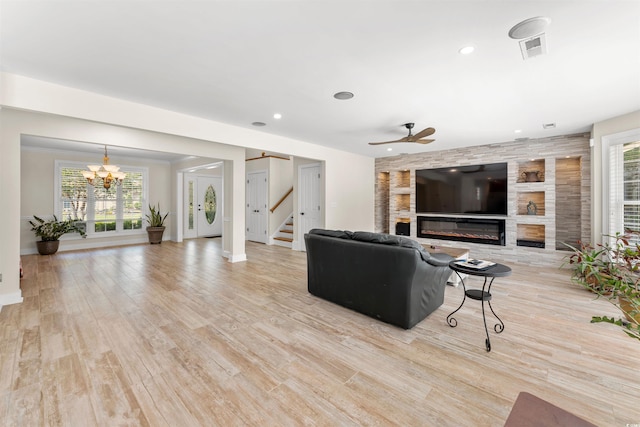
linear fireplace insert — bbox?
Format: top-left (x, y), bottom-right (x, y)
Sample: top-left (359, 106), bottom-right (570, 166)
top-left (417, 216), bottom-right (506, 246)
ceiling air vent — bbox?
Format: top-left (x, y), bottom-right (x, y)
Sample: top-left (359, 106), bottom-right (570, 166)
top-left (519, 33), bottom-right (547, 60)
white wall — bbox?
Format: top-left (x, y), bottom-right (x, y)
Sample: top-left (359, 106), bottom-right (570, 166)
top-left (20, 146), bottom-right (173, 254)
top-left (591, 110), bottom-right (640, 244)
top-left (0, 73), bottom-right (375, 307)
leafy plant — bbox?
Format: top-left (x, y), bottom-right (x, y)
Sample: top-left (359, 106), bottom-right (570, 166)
top-left (564, 232), bottom-right (640, 341)
top-left (145, 203), bottom-right (168, 227)
top-left (28, 215), bottom-right (86, 241)
top-left (563, 240), bottom-right (614, 294)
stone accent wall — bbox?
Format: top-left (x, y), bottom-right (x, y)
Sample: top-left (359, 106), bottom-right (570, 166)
top-left (374, 133), bottom-right (591, 267)
top-left (555, 157), bottom-right (583, 250)
top-left (375, 172), bottom-right (390, 233)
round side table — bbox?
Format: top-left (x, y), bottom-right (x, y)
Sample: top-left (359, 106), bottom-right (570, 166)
top-left (447, 261), bottom-right (512, 352)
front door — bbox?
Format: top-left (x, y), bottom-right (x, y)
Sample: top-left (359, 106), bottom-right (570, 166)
top-left (298, 163), bottom-right (322, 250)
top-left (246, 170), bottom-right (267, 243)
top-left (197, 176), bottom-right (222, 237)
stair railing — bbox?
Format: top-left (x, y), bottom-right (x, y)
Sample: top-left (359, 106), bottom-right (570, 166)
top-left (270, 187), bottom-right (293, 213)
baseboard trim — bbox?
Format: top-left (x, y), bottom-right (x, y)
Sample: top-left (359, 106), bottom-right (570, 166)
top-left (21, 235), bottom-right (151, 255)
top-left (225, 252), bottom-right (247, 263)
top-left (0, 291), bottom-right (24, 311)
top-left (292, 239), bottom-right (303, 251)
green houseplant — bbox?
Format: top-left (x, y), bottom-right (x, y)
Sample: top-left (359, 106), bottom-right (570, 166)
top-left (564, 232), bottom-right (640, 341)
top-left (28, 214), bottom-right (86, 255)
top-left (145, 203), bottom-right (169, 244)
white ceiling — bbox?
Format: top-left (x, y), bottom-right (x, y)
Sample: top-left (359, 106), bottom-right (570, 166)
top-left (2, 1), bottom-right (639, 158)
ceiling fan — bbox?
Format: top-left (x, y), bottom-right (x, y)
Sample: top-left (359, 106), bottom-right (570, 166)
top-left (369, 123), bottom-right (436, 145)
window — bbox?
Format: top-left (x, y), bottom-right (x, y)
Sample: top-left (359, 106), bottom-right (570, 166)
top-left (56, 161), bottom-right (148, 236)
top-left (604, 130), bottom-right (640, 246)
top-left (623, 142), bottom-right (640, 238)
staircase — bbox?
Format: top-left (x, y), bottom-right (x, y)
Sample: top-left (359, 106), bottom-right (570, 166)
top-left (273, 214), bottom-right (294, 248)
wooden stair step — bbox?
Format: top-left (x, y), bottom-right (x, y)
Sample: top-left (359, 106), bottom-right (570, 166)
top-left (281, 229), bottom-right (293, 234)
top-left (274, 236), bottom-right (293, 243)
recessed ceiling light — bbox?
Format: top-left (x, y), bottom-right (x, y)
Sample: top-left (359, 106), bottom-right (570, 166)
top-left (273, 113), bottom-right (282, 119)
top-left (252, 121), bottom-right (266, 126)
top-left (459, 46), bottom-right (475, 55)
top-left (333, 91), bottom-right (354, 100)
top-left (515, 129), bottom-right (522, 133)
top-left (508, 16), bottom-right (551, 40)
top-left (387, 148), bottom-right (393, 151)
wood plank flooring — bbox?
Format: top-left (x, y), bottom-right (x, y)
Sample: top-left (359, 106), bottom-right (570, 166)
top-left (2, 239), bottom-right (639, 426)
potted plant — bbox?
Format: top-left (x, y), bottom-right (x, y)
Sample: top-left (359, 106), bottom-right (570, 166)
top-left (28, 214), bottom-right (86, 255)
top-left (145, 203), bottom-right (168, 244)
top-left (564, 232), bottom-right (640, 341)
top-left (563, 240), bottom-right (614, 294)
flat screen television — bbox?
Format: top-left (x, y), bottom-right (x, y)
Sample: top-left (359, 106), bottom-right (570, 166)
top-left (415, 162), bottom-right (507, 215)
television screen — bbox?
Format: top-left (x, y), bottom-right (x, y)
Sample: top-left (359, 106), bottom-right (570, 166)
top-left (415, 162), bottom-right (507, 215)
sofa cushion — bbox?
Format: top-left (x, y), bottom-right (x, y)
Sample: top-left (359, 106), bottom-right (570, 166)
top-left (308, 228), bottom-right (353, 239)
top-left (349, 231), bottom-right (438, 263)
top-left (351, 231), bottom-right (403, 245)
top-left (308, 229), bottom-right (447, 264)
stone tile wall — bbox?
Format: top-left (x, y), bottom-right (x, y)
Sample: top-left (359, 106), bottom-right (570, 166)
top-left (374, 133), bottom-right (591, 267)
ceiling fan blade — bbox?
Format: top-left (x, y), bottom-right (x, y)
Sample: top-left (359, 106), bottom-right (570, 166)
top-left (410, 127), bottom-right (436, 141)
top-left (368, 135), bottom-right (413, 145)
top-left (415, 138), bottom-right (435, 144)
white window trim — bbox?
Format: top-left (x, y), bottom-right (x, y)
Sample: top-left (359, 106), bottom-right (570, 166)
top-left (601, 128), bottom-right (640, 244)
top-left (55, 160), bottom-right (149, 238)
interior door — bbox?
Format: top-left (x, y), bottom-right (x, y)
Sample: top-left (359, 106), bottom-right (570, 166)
top-left (246, 170), bottom-right (267, 243)
top-left (196, 176), bottom-right (222, 237)
top-left (299, 163), bottom-right (322, 250)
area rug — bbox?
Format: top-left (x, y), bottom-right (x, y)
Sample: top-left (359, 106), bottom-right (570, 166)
top-left (504, 392), bottom-right (597, 427)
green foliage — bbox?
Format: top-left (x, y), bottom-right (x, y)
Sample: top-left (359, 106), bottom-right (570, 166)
top-left (123, 219), bottom-right (142, 230)
top-left (564, 232), bottom-right (640, 341)
top-left (29, 215), bottom-right (87, 241)
top-left (95, 221), bottom-right (116, 232)
top-left (145, 203), bottom-right (168, 227)
top-left (591, 316), bottom-right (640, 341)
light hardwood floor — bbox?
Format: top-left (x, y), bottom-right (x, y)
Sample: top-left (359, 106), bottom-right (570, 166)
top-left (2, 239), bottom-right (639, 426)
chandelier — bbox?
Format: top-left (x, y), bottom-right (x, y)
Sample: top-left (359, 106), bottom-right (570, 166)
top-left (82, 145), bottom-right (125, 189)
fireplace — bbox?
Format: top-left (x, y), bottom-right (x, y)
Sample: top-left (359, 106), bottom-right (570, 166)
top-left (417, 216), bottom-right (506, 246)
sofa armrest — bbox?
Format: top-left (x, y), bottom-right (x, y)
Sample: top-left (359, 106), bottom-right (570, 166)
top-left (427, 252), bottom-right (454, 267)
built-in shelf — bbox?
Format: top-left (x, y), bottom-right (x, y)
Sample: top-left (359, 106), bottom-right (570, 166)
top-left (396, 170), bottom-right (410, 188)
top-left (395, 217), bottom-right (410, 236)
top-left (517, 159), bottom-right (545, 183)
top-left (517, 224), bottom-right (545, 248)
top-left (395, 193), bottom-right (410, 212)
top-left (517, 191), bottom-right (545, 216)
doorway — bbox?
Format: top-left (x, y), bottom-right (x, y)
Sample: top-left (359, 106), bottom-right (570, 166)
top-left (246, 170), bottom-right (268, 243)
top-left (183, 174), bottom-right (223, 238)
top-left (298, 163), bottom-right (322, 250)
